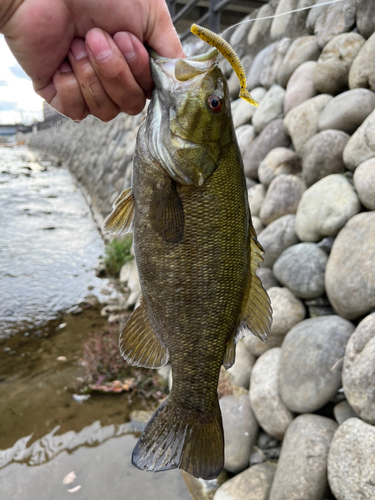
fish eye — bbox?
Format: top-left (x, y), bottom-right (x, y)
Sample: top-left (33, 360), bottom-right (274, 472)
top-left (207, 95), bottom-right (222, 112)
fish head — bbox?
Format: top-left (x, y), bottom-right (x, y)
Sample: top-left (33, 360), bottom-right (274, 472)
top-left (147, 48), bottom-right (233, 187)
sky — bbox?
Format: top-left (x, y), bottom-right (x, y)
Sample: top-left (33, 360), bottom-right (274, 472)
top-left (0, 35), bottom-right (43, 125)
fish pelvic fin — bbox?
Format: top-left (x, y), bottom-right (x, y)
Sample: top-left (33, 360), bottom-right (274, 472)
top-left (132, 397), bottom-right (224, 480)
top-left (102, 187), bottom-right (135, 234)
top-left (241, 223), bottom-right (272, 342)
top-left (119, 296), bottom-right (169, 368)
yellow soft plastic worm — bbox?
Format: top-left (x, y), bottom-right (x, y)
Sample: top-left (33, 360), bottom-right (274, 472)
top-left (191, 24), bottom-right (258, 107)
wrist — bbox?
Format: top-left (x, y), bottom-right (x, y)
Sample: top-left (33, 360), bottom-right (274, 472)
top-left (0, 0), bottom-right (23, 32)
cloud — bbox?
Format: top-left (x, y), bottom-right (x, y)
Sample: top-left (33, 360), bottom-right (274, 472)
top-left (9, 64), bottom-right (30, 80)
top-left (0, 101), bottom-right (19, 111)
top-left (0, 80), bottom-right (8, 86)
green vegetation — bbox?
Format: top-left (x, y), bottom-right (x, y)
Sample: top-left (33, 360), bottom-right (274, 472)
top-left (103, 235), bottom-right (133, 276)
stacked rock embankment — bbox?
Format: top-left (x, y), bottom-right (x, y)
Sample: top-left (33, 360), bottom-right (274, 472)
top-left (212, 0), bottom-right (375, 499)
top-left (26, 0), bottom-right (375, 498)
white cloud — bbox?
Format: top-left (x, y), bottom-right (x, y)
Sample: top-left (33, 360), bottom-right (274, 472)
top-left (0, 35), bottom-right (43, 124)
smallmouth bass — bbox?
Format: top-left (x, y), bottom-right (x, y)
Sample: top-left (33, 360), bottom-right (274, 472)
top-left (103, 47), bottom-right (272, 480)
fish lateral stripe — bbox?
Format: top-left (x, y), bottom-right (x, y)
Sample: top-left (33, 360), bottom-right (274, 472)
top-left (190, 24), bottom-right (258, 107)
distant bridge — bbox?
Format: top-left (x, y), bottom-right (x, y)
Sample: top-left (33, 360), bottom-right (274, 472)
top-left (0, 124), bottom-right (33, 136)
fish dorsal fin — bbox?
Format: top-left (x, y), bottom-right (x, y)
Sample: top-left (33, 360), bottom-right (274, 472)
top-left (119, 296), bottom-right (169, 368)
top-left (223, 222), bottom-right (272, 369)
top-left (242, 224), bottom-right (272, 342)
top-left (150, 180), bottom-right (184, 244)
top-left (102, 187), bottom-right (135, 234)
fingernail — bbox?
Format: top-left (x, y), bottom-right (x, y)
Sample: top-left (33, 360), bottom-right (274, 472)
top-left (70, 38), bottom-right (88, 61)
top-left (115, 32), bottom-right (136, 61)
top-left (59, 61), bottom-right (72, 73)
top-left (87, 29), bottom-right (112, 61)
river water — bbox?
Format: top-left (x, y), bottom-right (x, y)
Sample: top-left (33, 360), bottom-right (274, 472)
top-left (0, 145), bottom-right (107, 338)
top-left (0, 145), bottom-right (191, 500)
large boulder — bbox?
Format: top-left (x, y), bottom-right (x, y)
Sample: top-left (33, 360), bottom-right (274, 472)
top-left (284, 94), bottom-right (332, 154)
top-left (328, 418), bottom-right (375, 500)
top-left (279, 316), bottom-right (355, 413)
top-left (228, 340), bottom-right (255, 390)
top-left (269, 414), bottom-right (338, 500)
top-left (259, 38), bottom-right (291, 90)
top-left (318, 89), bottom-right (375, 134)
top-left (273, 243), bottom-right (328, 299)
top-left (236, 124), bottom-right (255, 158)
top-left (342, 313), bottom-right (375, 424)
top-left (353, 158), bottom-right (375, 210)
top-left (214, 463), bottom-right (275, 500)
top-left (356, 0), bottom-right (375, 39)
top-left (249, 348), bottom-right (294, 440)
top-left (349, 31), bottom-right (375, 91)
top-left (252, 85), bottom-right (285, 134)
top-left (283, 61), bottom-right (317, 115)
top-left (258, 148), bottom-right (301, 188)
top-left (259, 174), bottom-right (305, 226)
top-left (258, 214), bottom-right (299, 268)
top-left (325, 212), bottom-right (375, 319)
top-left (301, 130), bottom-right (349, 186)
top-left (277, 36), bottom-right (320, 88)
top-left (343, 109), bottom-right (375, 170)
top-left (232, 87), bottom-right (267, 129)
top-left (295, 174), bottom-right (360, 242)
top-left (314, 32), bottom-right (365, 95)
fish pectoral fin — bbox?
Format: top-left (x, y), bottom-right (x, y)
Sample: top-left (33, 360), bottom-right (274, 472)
top-left (102, 187), bottom-right (135, 234)
top-left (241, 224), bottom-right (272, 342)
top-left (119, 296), bottom-right (169, 368)
top-left (150, 180), bottom-right (184, 244)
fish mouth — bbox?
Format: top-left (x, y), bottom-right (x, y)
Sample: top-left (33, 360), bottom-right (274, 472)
top-left (149, 48), bottom-right (219, 90)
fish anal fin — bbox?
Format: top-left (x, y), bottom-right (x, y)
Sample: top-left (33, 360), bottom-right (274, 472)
top-left (132, 397), bottom-right (224, 480)
top-left (150, 180), bottom-right (184, 244)
top-left (119, 296), bottom-right (169, 368)
top-left (241, 223), bottom-right (272, 343)
top-left (102, 187), bottom-right (135, 235)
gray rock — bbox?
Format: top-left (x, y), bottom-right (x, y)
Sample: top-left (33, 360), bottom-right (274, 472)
top-left (249, 348), bottom-right (294, 440)
top-left (356, 0), bottom-right (375, 39)
top-left (232, 88), bottom-right (267, 129)
top-left (247, 44), bottom-right (275, 91)
top-left (243, 120), bottom-right (291, 179)
top-left (318, 89), bottom-right (375, 134)
top-left (353, 158), bottom-right (375, 210)
top-left (333, 400), bottom-right (357, 425)
top-left (220, 394), bottom-right (259, 474)
top-left (295, 174), bottom-right (360, 242)
top-left (228, 340), bottom-right (255, 390)
top-left (308, 305), bottom-right (336, 317)
top-left (119, 259), bottom-right (141, 307)
top-left (273, 243), bottom-right (328, 299)
top-left (236, 124), bottom-right (256, 159)
top-left (349, 31), bottom-right (375, 92)
top-left (325, 212), bottom-right (375, 319)
top-left (342, 313), bottom-right (375, 424)
top-left (252, 216), bottom-right (264, 236)
top-left (258, 214), bottom-right (299, 268)
top-left (269, 414), bottom-right (338, 500)
top-left (259, 38), bottom-right (291, 90)
top-left (270, 0), bottom-right (311, 41)
top-left (248, 184), bottom-right (266, 217)
top-left (214, 463), bottom-right (275, 500)
top-left (283, 61), bottom-right (318, 115)
top-left (252, 85), bottom-right (285, 134)
top-left (279, 316), bottom-right (354, 413)
top-left (256, 267), bottom-right (279, 291)
top-left (259, 174), bottom-right (306, 226)
top-left (314, 32), bottom-right (365, 95)
top-left (284, 94), bottom-right (332, 154)
top-left (258, 147), bottom-right (301, 188)
top-left (245, 287), bottom-right (305, 357)
top-left (301, 130), bottom-right (350, 187)
top-left (343, 109), bottom-right (375, 170)
top-left (229, 14), bottom-right (253, 47)
top-left (306, 0), bottom-right (357, 48)
top-left (277, 36), bottom-right (320, 88)
top-left (247, 3), bottom-right (274, 47)
top-left (328, 418), bottom-right (375, 500)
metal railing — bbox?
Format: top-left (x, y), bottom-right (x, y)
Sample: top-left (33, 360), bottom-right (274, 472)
top-left (167, 0), bottom-right (268, 40)
top-left (36, 113), bottom-right (68, 131)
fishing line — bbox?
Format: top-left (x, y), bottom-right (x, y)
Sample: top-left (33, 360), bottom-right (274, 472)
top-left (221, 0), bottom-right (345, 37)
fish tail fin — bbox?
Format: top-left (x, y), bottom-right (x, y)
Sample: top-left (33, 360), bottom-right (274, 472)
top-left (132, 396), bottom-right (224, 480)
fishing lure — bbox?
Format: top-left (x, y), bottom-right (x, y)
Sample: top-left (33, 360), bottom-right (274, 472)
top-left (191, 24), bottom-right (258, 107)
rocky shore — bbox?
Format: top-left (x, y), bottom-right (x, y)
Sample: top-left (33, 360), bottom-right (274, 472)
top-left (25, 0), bottom-right (375, 498)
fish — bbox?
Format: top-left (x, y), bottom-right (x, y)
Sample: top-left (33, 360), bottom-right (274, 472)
top-left (103, 46), bottom-right (272, 480)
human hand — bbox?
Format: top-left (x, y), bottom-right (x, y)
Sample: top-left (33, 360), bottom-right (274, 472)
top-left (0, 0), bottom-right (184, 121)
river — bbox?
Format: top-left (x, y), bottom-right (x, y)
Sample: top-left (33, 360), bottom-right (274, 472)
top-left (0, 145), bottom-right (191, 500)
